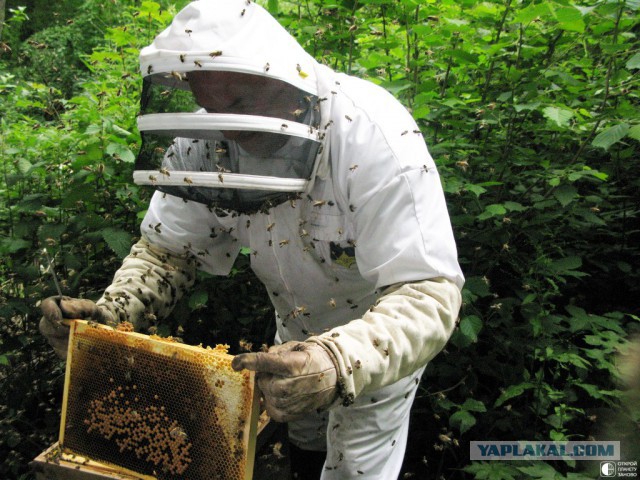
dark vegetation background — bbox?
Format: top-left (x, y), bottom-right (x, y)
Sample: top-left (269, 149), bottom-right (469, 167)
top-left (1, 0), bottom-right (639, 478)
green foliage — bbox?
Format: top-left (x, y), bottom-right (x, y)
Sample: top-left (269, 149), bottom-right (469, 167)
top-left (1, 0), bottom-right (639, 478)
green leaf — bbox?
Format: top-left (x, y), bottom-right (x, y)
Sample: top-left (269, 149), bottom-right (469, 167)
top-left (102, 228), bottom-right (133, 259)
top-left (459, 315), bottom-right (483, 343)
top-left (512, 3), bottom-right (550, 24)
top-left (106, 142), bottom-right (136, 163)
top-left (517, 463), bottom-right (565, 479)
top-left (628, 124), bottom-right (640, 141)
top-left (0, 355), bottom-right (10, 366)
top-left (550, 256), bottom-right (582, 274)
top-left (267, 0), bottom-right (279, 14)
top-left (188, 290), bottom-right (208, 310)
top-left (495, 382), bottom-right (535, 407)
top-left (465, 183), bottom-right (487, 197)
top-left (553, 6), bottom-right (585, 33)
top-left (464, 277), bottom-right (492, 298)
top-left (462, 398), bottom-right (487, 413)
top-left (111, 124), bottom-right (133, 137)
top-left (16, 158), bottom-right (32, 174)
top-left (449, 410), bottom-right (476, 434)
top-left (477, 203), bottom-right (507, 220)
top-left (503, 201), bottom-right (527, 212)
top-left (513, 102), bottom-right (540, 112)
top-left (0, 237), bottom-right (31, 254)
top-left (463, 462), bottom-right (520, 480)
top-left (626, 52), bottom-right (640, 70)
top-left (553, 184), bottom-right (577, 207)
top-left (542, 106), bottom-right (574, 127)
top-left (592, 123), bottom-right (630, 150)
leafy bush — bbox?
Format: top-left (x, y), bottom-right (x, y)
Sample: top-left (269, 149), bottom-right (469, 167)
top-left (1, 0), bottom-right (638, 479)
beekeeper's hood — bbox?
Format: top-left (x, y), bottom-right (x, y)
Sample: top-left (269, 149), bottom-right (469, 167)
top-left (133, 0), bottom-right (331, 214)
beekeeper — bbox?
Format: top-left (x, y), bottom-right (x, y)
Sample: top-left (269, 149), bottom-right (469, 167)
top-left (40, 0), bottom-right (464, 478)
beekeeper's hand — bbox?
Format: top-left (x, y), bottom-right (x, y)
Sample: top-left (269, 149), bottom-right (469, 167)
top-left (39, 296), bottom-right (115, 359)
top-left (232, 341), bottom-right (338, 422)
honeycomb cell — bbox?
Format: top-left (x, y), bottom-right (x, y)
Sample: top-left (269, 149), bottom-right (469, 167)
top-left (60, 321), bottom-right (258, 480)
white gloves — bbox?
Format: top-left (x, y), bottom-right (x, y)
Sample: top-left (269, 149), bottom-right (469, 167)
top-left (39, 296), bottom-right (116, 359)
top-left (232, 341), bottom-right (339, 422)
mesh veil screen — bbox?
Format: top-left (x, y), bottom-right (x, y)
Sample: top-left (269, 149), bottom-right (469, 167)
top-left (134, 79), bottom-right (322, 214)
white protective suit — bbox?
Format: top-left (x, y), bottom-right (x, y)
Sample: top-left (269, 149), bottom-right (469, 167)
top-left (97, 1), bottom-right (464, 478)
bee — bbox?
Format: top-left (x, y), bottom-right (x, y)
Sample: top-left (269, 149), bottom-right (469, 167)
top-left (291, 108), bottom-right (305, 117)
top-left (413, 129), bottom-right (422, 135)
top-left (170, 427), bottom-right (189, 441)
top-left (185, 28), bottom-right (192, 35)
top-left (329, 298), bottom-right (336, 308)
top-left (279, 239), bottom-right (289, 247)
top-left (159, 167), bottom-right (170, 177)
top-left (218, 173), bottom-right (224, 183)
top-left (313, 200), bottom-right (327, 207)
top-left (349, 204), bottom-right (356, 212)
top-left (209, 50), bottom-right (223, 57)
top-left (345, 115), bottom-right (353, 122)
top-left (272, 441), bottom-right (285, 460)
top-left (383, 348), bottom-right (389, 357)
top-left (296, 64), bottom-right (308, 78)
top-left (179, 54), bottom-right (186, 63)
top-left (215, 146), bottom-right (227, 154)
top-left (241, 8), bottom-right (246, 16)
top-left (267, 223), bottom-right (275, 232)
top-left (148, 175), bottom-right (157, 184)
top-left (281, 123), bottom-right (289, 131)
top-left (349, 164), bottom-right (358, 172)
top-left (324, 120), bottom-right (334, 129)
top-left (183, 177), bottom-right (193, 185)
top-left (246, 219), bottom-right (251, 228)
top-left (194, 60), bottom-right (202, 68)
top-left (401, 130), bottom-right (408, 136)
top-left (186, 146), bottom-right (192, 155)
top-left (354, 359), bottom-right (362, 369)
top-left (264, 62), bottom-right (271, 72)
top-left (422, 164), bottom-right (429, 173)
top-left (169, 71), bottom-right (184, 81)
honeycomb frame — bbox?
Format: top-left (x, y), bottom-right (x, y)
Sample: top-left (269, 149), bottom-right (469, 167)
top-left (59, 320), bottom-right (260, 480)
